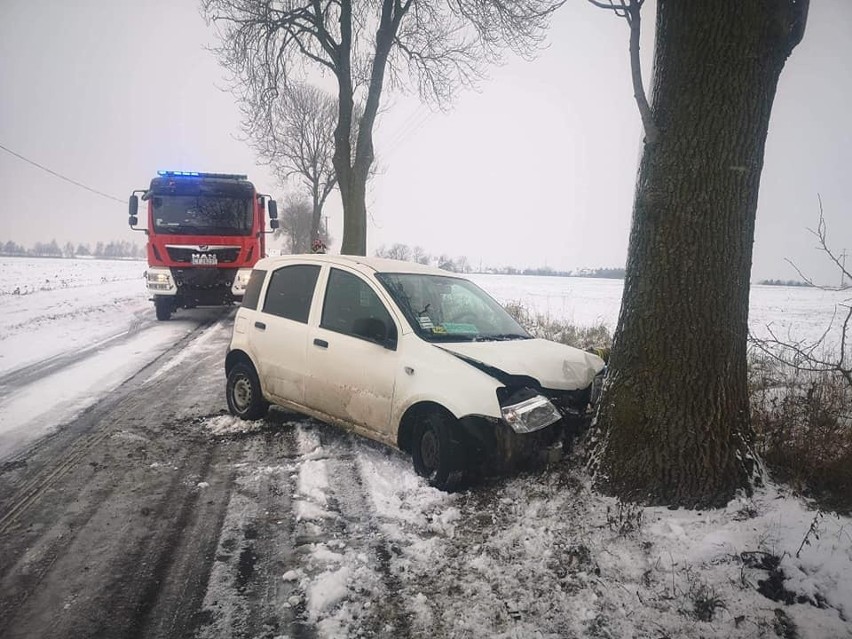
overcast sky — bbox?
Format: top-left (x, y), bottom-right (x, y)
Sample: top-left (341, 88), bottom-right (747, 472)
top-left (1, 0), bottom-right (849, 284)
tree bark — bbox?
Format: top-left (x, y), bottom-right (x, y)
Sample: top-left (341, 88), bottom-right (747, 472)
top-left (338, 0), bottom-right (404, 256)
top-left (592, 0), bottom-right (808, 508)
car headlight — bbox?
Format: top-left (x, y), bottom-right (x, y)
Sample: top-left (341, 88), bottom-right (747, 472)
top-left (231, 268), bottom-right (252, 295)
top-left (501, 394), bottom-right (562, 434)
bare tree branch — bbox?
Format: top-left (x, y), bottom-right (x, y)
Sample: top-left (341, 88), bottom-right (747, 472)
top-left (203, 0), bottom-right (563, 254)
top-left (750, 198), bottom-right (851, 390)
top-left (587, 0), bottom-right (658, 144)
top-left (242, 81), bottom-right (339, 243)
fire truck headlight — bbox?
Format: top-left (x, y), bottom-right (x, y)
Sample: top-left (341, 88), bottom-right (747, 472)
top-left (231, 268), bottom-right (253, 295)
top-left (145, 268), bottom-right (176, 293)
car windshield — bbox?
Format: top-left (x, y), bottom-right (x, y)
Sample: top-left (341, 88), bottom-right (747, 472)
top-left (151, 195), bottom-right (253, 236)
top-left (376, 272), bottom-right (531, 342)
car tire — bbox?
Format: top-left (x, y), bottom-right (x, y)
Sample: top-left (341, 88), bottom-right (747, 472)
top-left (412, 411), bottom-right (464, 491)
top-left (226, 362), bottom-right (269, 420)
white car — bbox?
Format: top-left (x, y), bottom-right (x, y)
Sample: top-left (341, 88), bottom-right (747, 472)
top-left (225, 255), bottom-right (605, 489)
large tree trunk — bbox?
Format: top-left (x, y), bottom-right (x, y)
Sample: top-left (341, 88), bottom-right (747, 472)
top-left (338, 0), bottom-right (400, 256)
top-left (339, 180), bottom-right (368, 255)
top-left (592, 0), bottom-right (808, 508)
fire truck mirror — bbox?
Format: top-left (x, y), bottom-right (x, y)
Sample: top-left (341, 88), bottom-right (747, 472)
top-left (129, 215), bottom-right (139, 227)
top-left (129, 195), bottom-right (138, 217)
top-left (269, 218), bottom-right (280, 230)
top-left (267, 199), bottom-right (278, 219)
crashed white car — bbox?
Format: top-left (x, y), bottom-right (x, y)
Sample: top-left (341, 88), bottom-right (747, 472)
top-left (225, 255), bottom-right (605, 489)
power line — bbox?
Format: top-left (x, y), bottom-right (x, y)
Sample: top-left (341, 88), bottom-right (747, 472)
top-left (0, 142), bottom-right (125, 204)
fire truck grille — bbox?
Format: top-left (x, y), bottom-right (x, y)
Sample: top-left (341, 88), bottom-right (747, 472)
top-left (172, 268), bottom-right (239, 290)
top-left (166, 246), bottom-right (241, 264)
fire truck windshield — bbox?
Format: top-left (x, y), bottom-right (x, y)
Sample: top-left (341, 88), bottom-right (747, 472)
top-left (152, 195), bottom-right (253, 236)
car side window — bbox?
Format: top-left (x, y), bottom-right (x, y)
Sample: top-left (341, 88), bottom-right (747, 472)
top-left (241, 269), bottom-right (266, 310)
top-left (262, 264), bottom-right (320, 323)
top-left (321, 268), bottom-right (397, 344)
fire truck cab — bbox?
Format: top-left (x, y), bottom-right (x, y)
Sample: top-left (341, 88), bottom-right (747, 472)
top-left (129, 170), bottom-right (278, 321)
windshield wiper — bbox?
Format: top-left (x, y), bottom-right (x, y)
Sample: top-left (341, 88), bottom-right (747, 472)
top-left (422, 332), bottom-right (479, 342)
top-left (481, 333), bottom-right (532, 341)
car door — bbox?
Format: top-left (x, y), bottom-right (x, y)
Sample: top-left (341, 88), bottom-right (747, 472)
top-left (252, 263), bottom-right (321, 404)
top-left (305, 267), bottom-right (401, 438)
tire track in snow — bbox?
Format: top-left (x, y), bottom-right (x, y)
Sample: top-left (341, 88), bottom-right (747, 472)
top-left (314, 425), bottom-right (414, 638)
top-left (194, 418), bottom-right (315, 639)
top-left (0, 307), bottom-right (226, 396)
top-left (0, 310), bottom-right (229, 530)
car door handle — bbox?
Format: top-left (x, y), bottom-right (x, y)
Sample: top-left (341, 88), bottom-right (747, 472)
top-left (313, 338), bottom-right (328, 349)
top-left (254, 321), bottom-right (266, 330)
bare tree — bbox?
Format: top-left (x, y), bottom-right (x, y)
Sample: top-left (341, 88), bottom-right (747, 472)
top-left (203, 0), bottom-right (563, 256)
top-left (275, 195), bottom-right (331, 254)
top-left (245, 82), bottom-right (338, 245)
top-left (588, 0), bottom-right (810, 508)
top-left (751, 198), bottom-right (851, 389)
top-left (411, 245), bottom-right (431, 265)
top-left (375, 242), bottom-right (412, 261)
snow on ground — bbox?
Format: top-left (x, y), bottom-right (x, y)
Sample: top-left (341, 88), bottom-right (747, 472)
top-left (0, 257), bottom-right (229, 456)
top-left (206, 416), bottom-right (852, 638)
top-left (0, 257), bottom-right (149, 376)
top-left (2, 256), bottom-right (851, 637)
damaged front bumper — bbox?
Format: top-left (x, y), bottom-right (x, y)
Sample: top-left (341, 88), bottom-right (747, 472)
top-left (459, 379), bottom-right (601, 474)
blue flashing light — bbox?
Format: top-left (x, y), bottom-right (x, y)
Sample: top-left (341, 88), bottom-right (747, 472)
top-left (158, 170), bottom-right (200, 177)
top-left (157, 170), bottom-right (247, 180)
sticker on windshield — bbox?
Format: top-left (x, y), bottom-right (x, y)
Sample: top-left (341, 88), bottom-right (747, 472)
top-left (441, 323), bottom-right (479, 334)
top-left (418, 315), bottom-right (434, 329)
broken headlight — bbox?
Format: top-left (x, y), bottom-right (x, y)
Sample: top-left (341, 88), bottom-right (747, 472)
top-left (499, 387), bottom-right (562, 434)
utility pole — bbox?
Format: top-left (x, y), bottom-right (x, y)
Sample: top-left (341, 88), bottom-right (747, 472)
top-left (841, 248), bottom-right (848, 288)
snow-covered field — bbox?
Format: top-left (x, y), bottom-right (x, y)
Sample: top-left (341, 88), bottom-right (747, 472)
top-left (468, 273), bottom-right (851, 349)
top-left (1, 256), bottom-right (850, 638)
top-left (0, 256), bottom-right (149, 376)
top-left (2, 258), bottom-right (846, 378)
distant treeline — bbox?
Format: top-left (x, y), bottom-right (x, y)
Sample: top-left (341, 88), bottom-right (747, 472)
top-left (374, 243), bottom-right (625, 278)
top-left (757, 278), bottom-right (814, 287)
top-left (485, 266), bottom-right (626, 279)
top-left (1, 239), bottom-right (144, 259)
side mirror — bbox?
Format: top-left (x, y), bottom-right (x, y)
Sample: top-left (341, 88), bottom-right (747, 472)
top-left (128, 195), bottom-right (139, 227)
top-left (269, 219), bottom-right (279, 230)
top-left (267, 199), bottom-right (278, 219)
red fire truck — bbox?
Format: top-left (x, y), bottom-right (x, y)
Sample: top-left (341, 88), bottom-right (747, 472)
top-left (129, 170), bottom-right (279, 320)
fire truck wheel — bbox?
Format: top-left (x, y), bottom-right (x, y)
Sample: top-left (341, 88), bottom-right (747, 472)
top-left (226, 363), bottom-right (269, 421)
top-left (155, 298), bottom-right (172, 321)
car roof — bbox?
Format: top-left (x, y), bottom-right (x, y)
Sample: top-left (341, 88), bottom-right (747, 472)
top-left (253, 254), bottom-right (459, 278)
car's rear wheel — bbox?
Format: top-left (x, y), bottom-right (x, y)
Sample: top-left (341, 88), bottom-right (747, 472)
top-left (412, 411), bottom-right (464, 491)
top-left (226, 362), bottom-right (269, 420)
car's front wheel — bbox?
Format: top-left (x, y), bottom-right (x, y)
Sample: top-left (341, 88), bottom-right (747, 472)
top-left (226, 362), bottom-right (269, 420)
top-left (412, 411), bottom-right (464, 491)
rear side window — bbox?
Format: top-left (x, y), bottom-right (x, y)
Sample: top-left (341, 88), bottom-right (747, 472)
top-left (262, 265), bottom-right (320, 323)
top-left (241, 269), bottom-right (266, 310)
